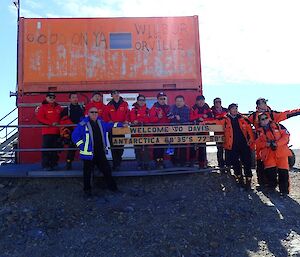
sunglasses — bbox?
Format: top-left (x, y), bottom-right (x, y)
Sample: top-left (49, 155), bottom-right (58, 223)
top-left (138, 99), bottom-right (146, 101)
top-left (47, 96), bottom-right (55, 99)
top-left (89, 111), bottom-right (98, 114)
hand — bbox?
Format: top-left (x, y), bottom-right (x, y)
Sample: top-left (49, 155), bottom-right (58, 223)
top-left (266, 142), bottom-right (271, 147)
top-left (158, 113), bottom-right (163, 119)
top-left (133, 120), bottom-right (139, 125)
top-left (175, 115), bottom-right (180, 121)
top-left (123, 122), bottom-right (129, 127)
top-left (203, 114), bottom-right (208, 119)
top-left (198, 118), bottom-right (204, 122)
top-left (52, 122), bottom-right (58, 126)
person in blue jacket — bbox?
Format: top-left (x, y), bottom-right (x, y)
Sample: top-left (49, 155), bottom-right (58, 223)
top-left (169, 95), bottom-right (190, 166)
top-left (72, 106), bottom-right (122, 197)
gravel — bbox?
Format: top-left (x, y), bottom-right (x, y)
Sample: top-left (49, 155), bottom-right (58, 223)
top-left (0, 152), bottom-right (300, 257)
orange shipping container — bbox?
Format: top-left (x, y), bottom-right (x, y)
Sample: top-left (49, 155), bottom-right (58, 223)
top-left (18, 16), bottom-right (202, 93)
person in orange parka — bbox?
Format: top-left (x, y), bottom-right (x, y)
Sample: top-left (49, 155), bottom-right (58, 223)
top-left (248, 97), bottom-right (300, 189)
top-left (103, 90), bottom-right (130, 171)
top-left (207, 103), bottom-right (255, 190)
top-left (84, 91), bottom-right (106, 119)
top-left (255, 113), bottom-right (291, 196)
top-left (130, 94), bottom-right (151, 170)
top-left (36, 92), bottom-right (62, 171)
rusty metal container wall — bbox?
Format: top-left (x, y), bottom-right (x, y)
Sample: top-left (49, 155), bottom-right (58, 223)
top-left (19, 16), bottom-right (201, 93)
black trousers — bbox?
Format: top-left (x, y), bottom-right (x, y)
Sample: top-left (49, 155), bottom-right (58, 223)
top-left (65, 139), bottom-right (76, 162)
top-left (171, 147), bottom-right (187, 165)
top-left (153, 146), bottom-right (164, 161)
top-left (216, 143), bottom-right (225, 168)
top-left (264, 167), bottom-right (290, 194)
top-left (83, 151), bottom-right (117, 192)
top-left (134, 145), bottom-right (150, 166)
top-left (190, 144), bottom-right (207, 163)
top-left (42, 134), bottom-right (60, 168)
top-left (256, 160), bottom-right (267, 186)
top-left (108, 132), bottom-right (124, 168)
top-left (226, 145), bottom-right (252, 178)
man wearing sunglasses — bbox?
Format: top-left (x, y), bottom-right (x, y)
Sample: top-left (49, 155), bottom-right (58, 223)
top-left (130, 94), bottom-right (151, 170)
top-left (72, 106), bottom-right (122, 197)
top-left (36, 92), bottom-right (62, 171)
top-left (149, 92), bottom-right (171, 169)
top-left (256, 113), bottom-right (291, 196)
top-left (248, 97), bottom-right (300, 189)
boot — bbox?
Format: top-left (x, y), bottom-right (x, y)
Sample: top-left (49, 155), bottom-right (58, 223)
top-left (155, 158), bottom-right (165, 169)
top-left (66, 160), bottom-right (72, 170)
top-left (188, 160), bottom-right (194, 167)
top-left (83, 189), bottom-right (93, 199)
top-left (245, 177), bottom-right (252, 191)
top-left (236, 176), bottom-right (245, 188)
top-left (199, 161), bottom-right (207, 169)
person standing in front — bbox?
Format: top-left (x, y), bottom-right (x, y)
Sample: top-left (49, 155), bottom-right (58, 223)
top-left (130, 94), bottom-right (151, 170)
top-left (190, 95), bottom-right (213, 169)
top-left (36, 92), bottom-right (62, 171)
top-left (169, 95), bottom-right (190, 167)
top-left (72, 106), bottom-right (122, 197)
top-left (103, 90), bottom-right (129, 171)
top-left (256, 113), bottom-right (291, 196)
top-left (149, 92), bottom-right (171, 169)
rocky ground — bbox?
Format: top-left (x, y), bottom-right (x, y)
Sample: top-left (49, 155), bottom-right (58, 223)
top-left (1, 152), bottom-right (300, 257)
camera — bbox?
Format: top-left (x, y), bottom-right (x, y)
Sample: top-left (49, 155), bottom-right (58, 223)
top-left (167, 112), bottom-right (175, 119)
top-left (269, 140), bottom-right (277, 151)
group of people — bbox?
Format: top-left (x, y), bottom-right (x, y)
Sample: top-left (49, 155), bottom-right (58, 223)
top-left (36, 90), bottom-right (300, 197)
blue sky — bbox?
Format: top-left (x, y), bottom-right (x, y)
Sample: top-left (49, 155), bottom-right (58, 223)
top-left (1, 0), bottom-right (300, 147)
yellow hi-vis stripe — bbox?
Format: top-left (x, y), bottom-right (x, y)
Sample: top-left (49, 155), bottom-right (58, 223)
top-left (76, 140), bottom-right (83, 147)
top-left (80, 150), bottom-right (92, 156)
top-left (80, 126), bottom-right (92, 156)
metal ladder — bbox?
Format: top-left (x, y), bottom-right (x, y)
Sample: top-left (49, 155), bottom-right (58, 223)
top-left (0, 108), bottom-right (18, 165)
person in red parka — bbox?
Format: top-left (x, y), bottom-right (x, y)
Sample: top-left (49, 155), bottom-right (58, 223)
top-left (190, 95), bottom-right (213, 169)
top-left (36, 92), bottom-right (62, 171)
top-left (103, 90), bottom-right (129, 170)
top-left (211, 97), bottom-right (228, 169)
top-left (149, 92), bottom-right (171, 169)
top-left (130, 94), bottom-right (151, 170)
top-left (84, 91), bottom-right (106, 119)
